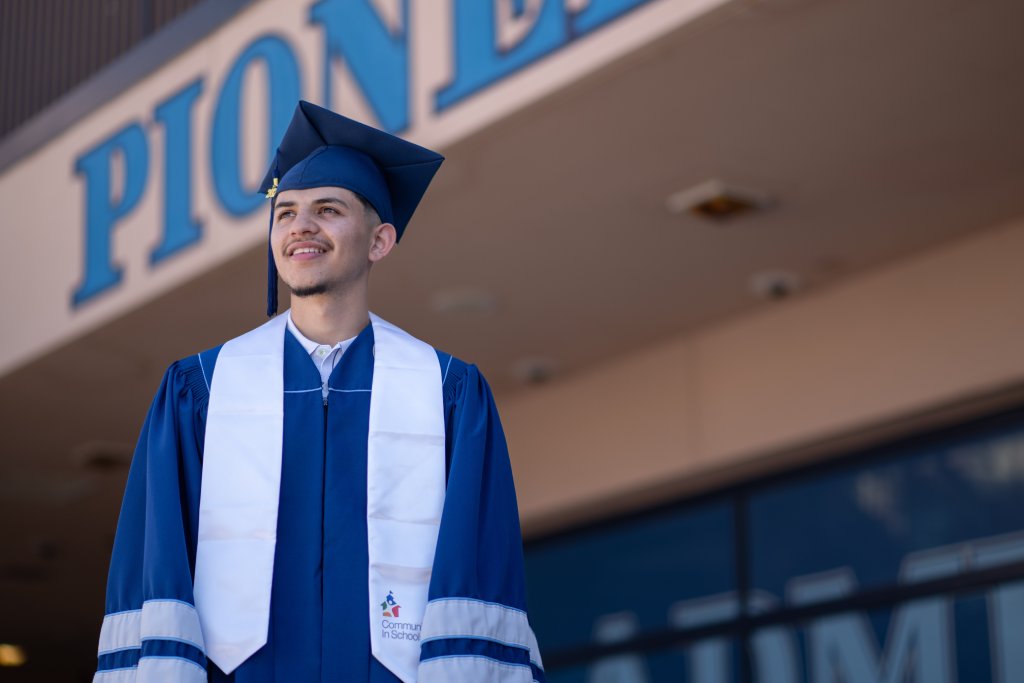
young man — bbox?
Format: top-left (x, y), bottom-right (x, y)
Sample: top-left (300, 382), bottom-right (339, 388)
top-left (94, 101), bottom-right (544, 683)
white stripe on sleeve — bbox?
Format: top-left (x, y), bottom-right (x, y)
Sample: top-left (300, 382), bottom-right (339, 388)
top-left (93, 666), bottom-right (138, 683)
top-left (419, 655), bottom-right (533, 683)
top-left (138, 656), bottom-right (207, 683)
top-left (98, 610), bottom-right (141, 655)
top-left (140, 600), bottom-right (205, 652)
top-left (420, 598), bottom-right (531, 650)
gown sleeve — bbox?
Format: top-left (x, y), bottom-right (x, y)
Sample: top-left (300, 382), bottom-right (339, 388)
top-left (418, 364), bottom-right (545, 683)
top-left (94, 359), bottom-right (211, 683)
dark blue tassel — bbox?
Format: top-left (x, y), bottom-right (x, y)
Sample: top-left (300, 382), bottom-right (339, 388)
top-left (266, 195), bottom-right (278, 317)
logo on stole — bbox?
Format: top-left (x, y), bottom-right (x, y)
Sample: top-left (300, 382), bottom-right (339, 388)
top-left (381, 590), bottom-right (401, 618)
top-left (380, 590), bottom-right (421, 641)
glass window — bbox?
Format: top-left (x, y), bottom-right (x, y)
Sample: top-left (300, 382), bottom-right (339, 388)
top-left (526, 409), bottom-right (1024, 681)
top-left (747, 421), bottom-right (1024, 605)
top-left (544, 646), bottom-right (734, 683)
top-left (526, 501), bottom-right (735, 653)
top-left (747, 589), bottom-right (1015, 683)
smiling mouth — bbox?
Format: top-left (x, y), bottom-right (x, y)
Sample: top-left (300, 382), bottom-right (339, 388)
top-left (292, 247), bottom-right (325, 255)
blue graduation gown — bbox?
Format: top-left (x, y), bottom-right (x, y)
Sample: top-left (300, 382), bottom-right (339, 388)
top-left (95, 324), bottom-right (544, 682)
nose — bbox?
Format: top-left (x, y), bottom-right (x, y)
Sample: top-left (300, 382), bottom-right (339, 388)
top-left (290, 207), bottom-right (319, 235)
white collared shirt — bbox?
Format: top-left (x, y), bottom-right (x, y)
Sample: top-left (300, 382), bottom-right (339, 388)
top-left (286, 312), bottom-right (357, 400)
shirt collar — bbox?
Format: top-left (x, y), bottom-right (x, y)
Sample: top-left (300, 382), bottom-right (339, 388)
top-left (286, 310), bottom-right (356, 356)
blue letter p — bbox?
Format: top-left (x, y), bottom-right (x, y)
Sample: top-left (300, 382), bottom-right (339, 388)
top-left (71, 123), bottom-right (149, 307)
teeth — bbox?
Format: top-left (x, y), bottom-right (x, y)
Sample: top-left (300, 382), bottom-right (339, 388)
top-left (293, 247), bottom-right (324, 255)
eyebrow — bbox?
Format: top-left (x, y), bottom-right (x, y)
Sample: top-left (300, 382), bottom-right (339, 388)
top-left (275, 197), bottom-right (353, 210)
top-left (313, 197), bottom-right (353, 209)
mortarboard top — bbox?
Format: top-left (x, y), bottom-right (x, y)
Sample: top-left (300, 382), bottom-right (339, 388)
top-left (260, 101), bottom-right (444, 315)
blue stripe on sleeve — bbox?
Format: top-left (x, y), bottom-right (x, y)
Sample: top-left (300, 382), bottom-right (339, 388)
top-left (420, 635), bottom-right (532, 668)
top-left (140, 638), bottom-right (207, 670)
top-left (97, 647), bottom-right (141, 672)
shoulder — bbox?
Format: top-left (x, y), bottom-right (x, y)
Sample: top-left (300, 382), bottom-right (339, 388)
top-left (435, 349), bottom-right (469, 383)
top-left (433, 350), bottom-right (498, 409)
top-left (161, 344), bottom-right (224, 405)
top-left (435, 349), bottom-right (473, 403)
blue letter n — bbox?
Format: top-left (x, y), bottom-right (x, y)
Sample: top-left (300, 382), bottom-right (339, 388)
top-left (311, 0), bottom-right (409, 133)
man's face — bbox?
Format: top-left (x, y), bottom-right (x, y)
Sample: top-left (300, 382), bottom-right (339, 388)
top-left (271, 186), bottom-right (385, 298)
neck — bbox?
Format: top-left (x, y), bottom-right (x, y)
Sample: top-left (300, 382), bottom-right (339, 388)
top-left (288, 282), bottom-right (370, 345)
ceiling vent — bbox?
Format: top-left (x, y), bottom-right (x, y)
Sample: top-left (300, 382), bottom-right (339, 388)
top-left (431, 287), bottom-right (499, 315)
top-left (0, 562), bottom-right (47, 583)
top-left (511, 356), bottom-right (559, 385)
top-left (71, 441), bottom-right (133, 471)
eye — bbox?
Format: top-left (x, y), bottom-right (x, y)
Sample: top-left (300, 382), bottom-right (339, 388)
top-left (276, 209), bottom-right (295, 221)
top-left (321, 206), bottom-right (339, 215)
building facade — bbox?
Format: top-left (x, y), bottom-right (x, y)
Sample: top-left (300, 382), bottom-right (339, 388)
top-left (1, 0), bottom-right (1022, 680)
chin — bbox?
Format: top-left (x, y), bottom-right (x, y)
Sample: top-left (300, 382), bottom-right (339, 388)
top-left (287, 279), bottom-right (332, 298)
top-left (292, 287), bottom-right (330, 298)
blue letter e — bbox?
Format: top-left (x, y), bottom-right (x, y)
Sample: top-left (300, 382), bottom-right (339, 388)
top-left (71, 123), bottom-right (149, 307)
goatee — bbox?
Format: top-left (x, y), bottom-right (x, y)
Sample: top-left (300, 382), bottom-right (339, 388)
top-left (291, 283), bottom-right (330, 297)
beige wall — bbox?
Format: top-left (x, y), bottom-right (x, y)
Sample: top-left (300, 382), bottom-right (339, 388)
top-left (506, 215), bottom-right (1024, 533)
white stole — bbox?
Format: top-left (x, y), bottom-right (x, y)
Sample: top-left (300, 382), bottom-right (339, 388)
top-left (194, 312), bottom-right (445, 682)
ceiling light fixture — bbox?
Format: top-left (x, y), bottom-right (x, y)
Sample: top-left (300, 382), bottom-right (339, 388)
top-left (666, 179), bottom-right (772, 221)
top-left (0, 644), bottom-right (27, 667)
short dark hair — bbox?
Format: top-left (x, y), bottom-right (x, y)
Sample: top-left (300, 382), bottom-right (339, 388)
top-left (351, 190), bottom-right (381, 228)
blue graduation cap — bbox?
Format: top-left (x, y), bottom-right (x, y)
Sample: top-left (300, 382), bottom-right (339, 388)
top-left (260, 101), bottom-right (444, 315)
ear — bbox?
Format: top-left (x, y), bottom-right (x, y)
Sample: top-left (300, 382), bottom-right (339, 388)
top-left (368, 222), bottom-right (397, 263)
